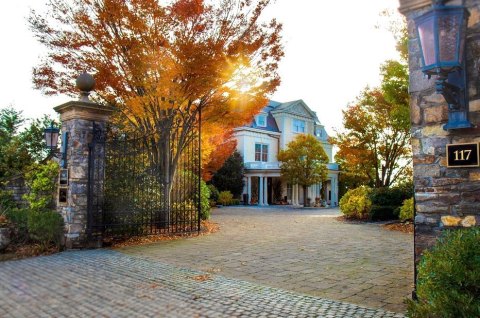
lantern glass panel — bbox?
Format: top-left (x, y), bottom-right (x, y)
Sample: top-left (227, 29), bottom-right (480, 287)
top-left (459, 15), bottom-right (466, 65)
top-left (438, 14), bottom-right (460, 65)
top-left (45, 130), bottom-right (59, 150)
top-left (418, 17), bottom-right (435, 67)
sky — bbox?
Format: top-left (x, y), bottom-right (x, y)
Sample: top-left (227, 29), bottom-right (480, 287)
top-left (0, 0), bottom-right (401, 136)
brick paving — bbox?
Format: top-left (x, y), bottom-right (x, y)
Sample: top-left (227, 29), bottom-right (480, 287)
top-left (119, 206), bottom-right (413, 314)
top-left (0, 249), bottom-right (404, 317)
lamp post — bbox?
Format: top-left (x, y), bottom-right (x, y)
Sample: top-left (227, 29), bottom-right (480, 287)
top-left (44, 122), bottom-right (60, 152)
top-left (44, 122), bottom-right (68, 168)
top-left (415, 0), bottom-right (472, 130)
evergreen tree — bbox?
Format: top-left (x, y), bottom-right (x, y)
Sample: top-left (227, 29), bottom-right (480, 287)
top-left (211, 151), bottom-right (245, 198)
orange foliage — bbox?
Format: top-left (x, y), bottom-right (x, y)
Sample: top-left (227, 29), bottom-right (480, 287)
top-left (30, 0), bottom-right (283, 175)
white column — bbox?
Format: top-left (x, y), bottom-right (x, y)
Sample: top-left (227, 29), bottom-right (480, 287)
top-left (293, 184), bottom-right (297, 205)
top-left (332, 176), bottom-right (338, 206)
top-left (291, 184), bottom-right (295, 205)
top-left (263, 177), bottom-right (269, 206)
top-left (296, 184), bottom-right (299, 205)
top-left (247, 176), bottom-right (252, 205)
top-left (259, 176), bottom-right (264, 206)
top-left (243, 177), bottom-right (248, 196)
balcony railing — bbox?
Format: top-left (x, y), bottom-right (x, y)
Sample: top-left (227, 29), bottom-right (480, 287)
top-left (327, 163), bottom-right (339, 170)
top-left (244, 162), bottom-right (280, 170)
top-left (244, 162), bottom-right (339, 171)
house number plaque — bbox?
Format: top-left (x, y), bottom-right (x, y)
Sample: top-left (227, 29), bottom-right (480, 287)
top-left (446, 143), bottom-right (479, 167)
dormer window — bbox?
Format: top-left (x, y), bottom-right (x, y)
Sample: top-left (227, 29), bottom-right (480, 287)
top-left (293, 119), bottom-right (305, 133)
top-left (256, 115), bottom-right (267, 127)
top-left (316, 128), bottom-right (322, 137)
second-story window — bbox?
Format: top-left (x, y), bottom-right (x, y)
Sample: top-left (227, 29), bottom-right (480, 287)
top-left (255, 143), bottom-right (268, 162)
top-left (256, 115), bottom-right (267, 127)
top-left (293, 119), bottom-right (305, 133)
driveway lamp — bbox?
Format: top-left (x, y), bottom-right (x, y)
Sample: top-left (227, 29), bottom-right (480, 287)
top-left (44, 122), bottom-right (60, 151)
top-left (415, 0), bottom-right (473, 130)
top-left (44, 122), bottom-right (68, 168)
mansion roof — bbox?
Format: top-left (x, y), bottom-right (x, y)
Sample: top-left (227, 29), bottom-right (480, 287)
top-left (243, 100), bottom-right (328, 140)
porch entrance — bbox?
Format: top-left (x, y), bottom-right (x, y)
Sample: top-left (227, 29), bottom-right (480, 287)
top-left (246, 176), bottom-right (283, 205)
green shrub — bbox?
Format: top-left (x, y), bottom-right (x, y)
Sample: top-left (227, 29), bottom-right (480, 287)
top-left (27, 209), bottom-right (64, 248)
top-left (339, 186), bottom-right (372, 219)
top-left (230, 199), bottom-right (240, 206)
top-left (171, 200), bottom-right (198, 225)
top-left (207, 184), bottom-right (219, 202)
top-left (218, 191), bottom-right (233, 206)
top-left (200, 180), bottom-right (211, 220)
top-left (370, 205), bottom-right (399, 221)
top-left (406, 228), bottom-right (480, 318)
top-left (399, 198), bottom-right (414, 222)
top-left (4, 208), bottom-right (29, 243)
top-left (0, 189), bottom-right (16, 211)
top-left (23, 161), bottom-right (59, 211)
top-left (368, 186), bottom-right (413, 220)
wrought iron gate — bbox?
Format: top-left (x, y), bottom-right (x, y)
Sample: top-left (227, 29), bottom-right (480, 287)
top-left (87, 119), bottom-right (201, 240)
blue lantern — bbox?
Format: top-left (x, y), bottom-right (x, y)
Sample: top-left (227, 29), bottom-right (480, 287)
top-left (44, 122), bottom-right (60, 151)
top-left (415, 0), bottom-right (472, 130)
top-left (44, 122), bottom-right (68, 168)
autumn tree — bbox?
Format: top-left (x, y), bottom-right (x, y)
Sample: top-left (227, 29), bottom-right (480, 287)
top-left (332, 66), bottom-right (411, 188)
top-left (278, 134), bottom-right (328, 207)
top-left (333, 14), bottom-right (411, 190)
top-left (29, 0), bottom-right (283, 207)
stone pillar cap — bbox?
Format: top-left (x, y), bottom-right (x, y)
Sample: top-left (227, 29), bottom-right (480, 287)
top-left (399, 0), bottom-right (430, 14)
top-left (54, 100), bottom-right (115, 122)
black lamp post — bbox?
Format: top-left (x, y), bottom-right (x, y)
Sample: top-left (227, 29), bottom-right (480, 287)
top-left (415, 0), bottom-right (472, 130)
top-left (44, 122), bottom-right (60, 152)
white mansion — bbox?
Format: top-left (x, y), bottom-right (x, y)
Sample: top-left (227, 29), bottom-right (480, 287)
top-left (233, 100), bottom-right (339, 207)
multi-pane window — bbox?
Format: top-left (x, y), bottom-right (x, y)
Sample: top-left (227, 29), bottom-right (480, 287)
top-left (293, 119), bottom-right (305, 133)
top-left (255, 143), bottom-right (268, 162)
top-left (256, 115), bottom-right (267, 127)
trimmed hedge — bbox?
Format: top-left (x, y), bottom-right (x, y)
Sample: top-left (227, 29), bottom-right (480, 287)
top-left (370, 205), bottom-right (400, 221)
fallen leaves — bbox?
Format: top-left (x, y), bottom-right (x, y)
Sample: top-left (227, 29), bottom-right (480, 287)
top-left (383, 222), bottom-right (414, 234)
top-left (192, 274), bottom-right (211, 282)
top-left (0, 243), bottom-right (59, 262)
top-left (111, 220), bottom-right (220, 248)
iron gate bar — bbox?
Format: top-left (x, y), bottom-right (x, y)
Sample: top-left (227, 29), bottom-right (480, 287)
top-left (87, 111), bottom-right (201, 241)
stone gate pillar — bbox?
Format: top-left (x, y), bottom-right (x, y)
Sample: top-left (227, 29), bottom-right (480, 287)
top-left (54, 73), bottom-right (113, 249)
top-left (399, 0), bottom-right (480, 261)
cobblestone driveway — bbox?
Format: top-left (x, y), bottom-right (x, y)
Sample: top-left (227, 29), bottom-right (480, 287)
top-left (0, 250), bottom-right (404, 317)
top-left (120, 207), bottom-right (413, 313)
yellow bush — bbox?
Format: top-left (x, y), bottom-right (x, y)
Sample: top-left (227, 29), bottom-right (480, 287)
top-left (339, 186), bottom-right (372, 219)
top-left (399, 197), bottom-right (414, 221)
top-left (218, 191), bottom-right (233, 206)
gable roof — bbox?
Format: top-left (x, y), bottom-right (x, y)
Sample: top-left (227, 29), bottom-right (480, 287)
top-left (242, 99), bottom-right (323, 133)
top-left (245, 101), bottom-right (280, 132)
top-left (271, 99), bottom-right (320, 123)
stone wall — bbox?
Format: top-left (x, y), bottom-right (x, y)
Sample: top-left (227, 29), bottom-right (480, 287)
top-left (400, 0), bottom-right (480, 261)
top-left (2, 177), bottom-right (28, 207)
